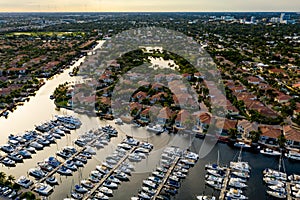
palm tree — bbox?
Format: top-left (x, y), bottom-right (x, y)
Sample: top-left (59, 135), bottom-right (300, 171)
top-left (7, 175), bottom-right (15, 184)
top-left (0, 172), bottom-right (6, 183)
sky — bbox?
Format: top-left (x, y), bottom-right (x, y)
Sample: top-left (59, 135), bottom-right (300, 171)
top-left (0, 0), bottom-right (299, 12)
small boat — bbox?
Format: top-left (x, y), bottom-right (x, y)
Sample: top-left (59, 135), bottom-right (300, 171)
top-left (143, 180), bottom-right (157, 189)
top-left (263, 168), bottom-right (287, 181)
top-left (103, 180), bottom-right (118, 189)
top-left (231, 171), bottom-right (250, 179)
top-left (205, 175), bottom-right (223, 183)
top-left (74, 155), bottom-right (87, 164)
top-left (74, 185), bottom-right (88, 193)
top-left (29, 168), bottom-right (47, 179)
top-left (73, 159), bottom-right (84, 167)
top-left (96, 165), bottom-right (109, 175)
top-left (228, 179), bottom-right (248, 188)
top-left (30, 141), bottom-right (43, 150)
top-left (81, 180), bottom-right (94, 189)
top-left (34, 183), bottom-right (53, 196)
top-left (115, 172), bottom-right (129, 181)
top-left (18, 149), bottom-right (32, 158)
top-left (108, 175), bottom-right (121, 184)
top-left (230, 161), bottom-right (251, 173)
top-left (285, 151), bottom-right (300, 161)
top-left (206, 169), bottom-right (225, 178)
top-left (117, 143), bottom-right (132, 150)
top-left (46, 176), bottom-right (58, 185)
top-left (260, 148), bottom-right (281, 156)
top-left (89, 175), bottom-right (99, 183)
top-left (99, 186), bottom-right (113, 196)
top-left (288, 174), bottom-right (300, 184)
top-left (102, 162), bottom-right (114, 169)
top-left (94, 191), bottom-right (109, 200)
top-left (226, 188), bottom-right (248, 199)
top-left (75, 139), bottom-right (86, 147)
top-left (16, 176), bottom-right (33, 188)
top-left (146, 124), bottom-right (164, 134)
top-left (71, 191), bottom-right (83, 199)
top-left (2, 157), bottom-right (16, 166)
top-left (38, 162), bottom-right (54, 172)
top-left (148, 176), bottom-right (162, 183)
top-left (57, 166), bottom-right (72, 175)
top-left (1, 144), bottom-right (15, 153)
top-left (25, 146), bottom-right (36, 153)
top-left (266, 190), bottom-right (287, 199)
top-left (152, 171), bottom-right (165, 179)
top-left (138, 191), bottom-right (151, 200)
top-left (142, 186), bottom-right (157, 195)
top-left (84, 146), bottom-right (96, 155)
top-left (64, 160), bottom-right (78, 171)
top-left (233, 142), bottom-right (251, 149)
top-left (263, 177), bottom-right (285, 186)
top-left (268, 184), bottom-right (286, 193)
top-left (45, 156), bottom-right (61, 167)
top-left (140, 142), bottom-right (153, 150)
top-left (205, 180), bottom-right (222, 190)
top-left (37, 137), bottom-right (50, 146)
top-left (79, 151), bottom-right (92, 159)
top-left (197, 195), bottom-right (216, 200)
top-left (8, 152), bottom-right (23, 162)
top-left (91, 170), bottom-right (103, 178)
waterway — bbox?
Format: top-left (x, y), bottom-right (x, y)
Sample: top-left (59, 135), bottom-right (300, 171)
top-left (0, 41), bottom-right (299, 200)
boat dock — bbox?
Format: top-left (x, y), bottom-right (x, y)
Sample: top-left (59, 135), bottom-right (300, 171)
top-left (286, 182), bottom-right (292, 200)
top-left (82, 146), bottom-right (138, 200)
top-left (152, 156), bottom-right (180, 199)
top-left (28, 131), bottom-right (106, 191)
top-left (219, 168), bottom-right (230, 200)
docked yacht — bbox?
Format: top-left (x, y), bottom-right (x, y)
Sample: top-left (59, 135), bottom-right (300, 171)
top-left (18, 149), bottom-right (32, 158)
top-left (260, 148), bottom-right (281, 156)
top-left (34, 183), bottom-right (53, 196)
top-left (146, 124), bottom-right (164, 133)
top-left (285, 150), bottom-right (300, 161)
top-left (266, 190), bottom-right (287, 199)
top-left (1, 144), bottom-right (15, 153)
top-left (57, 166), bottom-right (73, 175)
top-left (29, 168), bottom-right (47, 179)
top-left (143, 180), bottom-right (157, 189)
top-left (16, 176), bottom-right (33, 188)
top-left (74, 184), bottom-right (88, 193)
top-left (2, 157), bottom-right (16, 166)
top-left (205, 180), bottom-right (222, 190)
top-left (81, 180), bottom-right (94, 189)
top-left (99, 186), bottom-right (113, 196)
top-left (228, 179), bottom-right (248, 188)
top-left (196, 195), bottom-right (216, 200)
top-left (46, 176), bottom-right (58, 185)
top-left (226, 188), bottom-right (248, 199)
top-left (8, 152), bottom-right (23, 162)
top-left (94, 192), bottom-right (109, 200)
top-left (103, 180), bottom-right (118, 189)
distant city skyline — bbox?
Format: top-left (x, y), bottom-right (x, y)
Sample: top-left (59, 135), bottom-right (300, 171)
top-left (0, 0), bottom-right (300, 12)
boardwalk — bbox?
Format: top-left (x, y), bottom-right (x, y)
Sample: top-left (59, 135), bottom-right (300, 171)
top-left (219, 168), bottom-right (230, 200)
top-left (286, 182), bottom-right (292, 200)
top-left (25, 131), bottom-right (105, 195)
top-left (152, 156), bottom-right (180, 199)
top-left (82, 146), bottom-right (138, 200)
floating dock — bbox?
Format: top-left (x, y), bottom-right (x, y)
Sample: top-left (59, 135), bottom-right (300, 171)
top-left (152, 156), bottom-right (180, 199)
top-left (82, 146), bottom-right (138, 200)
top-left (219, 168), bottom-right (230, 200)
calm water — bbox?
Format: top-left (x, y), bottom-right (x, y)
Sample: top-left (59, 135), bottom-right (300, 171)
top-left (0, 41), bottom-right (299, 200)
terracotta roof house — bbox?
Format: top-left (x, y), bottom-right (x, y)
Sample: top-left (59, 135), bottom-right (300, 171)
top-left (283, 125), bottom-right (300, 147)
top-left (237, 120), bottom-right (258, 138)
top-left (275, 93), bottom-right (292, 104)
top-left (259, 125), bottom-right (282, 145)
top-left (157, 107), bottom-right (173, 125)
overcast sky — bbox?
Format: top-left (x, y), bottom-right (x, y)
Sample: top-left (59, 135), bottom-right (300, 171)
top-left (0, 0), bottom-right (299, 12)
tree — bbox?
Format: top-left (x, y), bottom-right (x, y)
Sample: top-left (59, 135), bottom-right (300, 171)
top-left (249, 130), bottom-right (261, 143)
top-left (7, 175), bottom-right (15, 184)
top-left (0, 172), bottom-right (6, 183)
top-left (228, 128), bottom-right (238, 139)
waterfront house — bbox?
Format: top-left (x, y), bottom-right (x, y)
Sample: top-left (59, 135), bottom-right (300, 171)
top-left (283, 125), bottom-right (300, 148)
top-left (259, 125), bottom-right (282, 146)
top-left (237, 120), bottom-right (258, 138)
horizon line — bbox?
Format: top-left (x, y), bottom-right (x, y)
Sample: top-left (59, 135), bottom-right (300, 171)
top-left (0, 11), bottom-right (299, 13)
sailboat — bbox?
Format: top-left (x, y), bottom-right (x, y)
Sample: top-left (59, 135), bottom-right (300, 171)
top-left (230, 146), bottom-right (251, 173)
top-left (205, 150), bottom-right (226, 171)
top-left (263, 150), bottom-right (288, 199)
